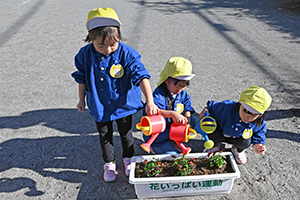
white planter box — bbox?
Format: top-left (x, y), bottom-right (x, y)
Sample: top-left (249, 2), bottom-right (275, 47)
top-left (129, 152), bottom-right (240, 199)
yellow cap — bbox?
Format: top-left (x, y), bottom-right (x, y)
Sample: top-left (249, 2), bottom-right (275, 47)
top-left (239, 86), bottom-right (272, 114)
top-left (86, 7), bottom-right (121, 31)
top-left (157, 57), bottom-right (195, 86)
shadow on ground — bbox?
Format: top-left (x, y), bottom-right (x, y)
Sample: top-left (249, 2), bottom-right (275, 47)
top-left (0, 109), bottom-right (145, 199)
top-left (1, 107), bottom-right (299, 198)
top-left (132, 0), bottom-right (300, 107)
top-left (132, 0), bottom-right (300, 42)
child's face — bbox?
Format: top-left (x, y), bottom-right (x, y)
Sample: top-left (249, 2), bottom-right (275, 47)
top-left (165, 78), bottom-right (186, 95)
top-left (93, 36), bottom-right (119, 55)
top-left (239, 104), bottom-right (260, 123)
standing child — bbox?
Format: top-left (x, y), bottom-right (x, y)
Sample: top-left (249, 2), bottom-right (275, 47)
top-left (200, 86), bottom-right (272, 164)
top-left (143, 57), bottom-right (196, 154)
top-left (71, 7), bottom-right (158, 182)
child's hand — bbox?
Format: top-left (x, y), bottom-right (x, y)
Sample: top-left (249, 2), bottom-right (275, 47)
top-left (172, 112), bottom-right (187, 125)
top-left (253, 144), bottom-right (266, 155)
top-left (145, 102), bottom-right (159, 115)
top-left (200, 107), bottom-right (209, 119)
top-left (77, 100), bottom-right (86, 113)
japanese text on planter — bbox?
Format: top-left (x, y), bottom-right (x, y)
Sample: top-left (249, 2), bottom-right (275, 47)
top-left (149, 180), bottom-right (223, 192)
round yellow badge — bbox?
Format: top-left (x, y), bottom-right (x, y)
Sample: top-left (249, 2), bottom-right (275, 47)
top-left (175, 103), bottom-right (184, 113)
top-left (110, 64), bottom-right (124, 78)
top-left (242, 129), bottom-right (253, 139)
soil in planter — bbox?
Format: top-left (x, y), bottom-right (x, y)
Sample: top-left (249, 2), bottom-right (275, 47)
top-left (135, 155), bottom-right (234, 178)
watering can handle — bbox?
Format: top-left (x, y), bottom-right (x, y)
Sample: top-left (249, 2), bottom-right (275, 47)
top-left (188, 128), bottom-right (197, 139)
top-left (136, 122), bottom-right (150, 131)
top-left (147, 110), bottom-right (161, 116)
top-left (137, 110), bottom-right (162, 131)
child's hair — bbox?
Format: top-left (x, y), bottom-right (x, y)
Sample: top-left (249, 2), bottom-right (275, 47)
top-left (234, 102), bottom-right (265, 127)
top-left (167, 77), bottom-right (190, 87)
top-left (84, 26), bottom-right (122, 43)
top-left (161, 77), bottom-right (190, 113)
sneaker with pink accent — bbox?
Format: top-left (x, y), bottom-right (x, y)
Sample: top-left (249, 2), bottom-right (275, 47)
top-left (203, 143), bottom-right (220, 153)
top-left (231, 145), bottom-right (247, 164)
top-left (123, 158), bottom-right (131, 176)
top-left (103, 162), bottom-right (116, 182)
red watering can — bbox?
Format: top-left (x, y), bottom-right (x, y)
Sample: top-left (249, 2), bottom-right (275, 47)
top-left (136, 111), bottom-right (166, 153)
top-left (170, 121), bottom-right (197, 155)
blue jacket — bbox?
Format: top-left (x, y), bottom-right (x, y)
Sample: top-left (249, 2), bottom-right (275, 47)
top-left (72, 42), bottom-right (151, 122)
top-left (143, 84), bottom-right (195, 146)
top-left (207, 100), bottom-right (267, 144)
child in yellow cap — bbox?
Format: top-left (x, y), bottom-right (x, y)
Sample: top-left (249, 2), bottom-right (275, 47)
top-left (71, 8), bottom-right (159, 182)
top-left (200, 86), bottom-right (272, 164)
top-left (143, 57), bottom-right (196, 154)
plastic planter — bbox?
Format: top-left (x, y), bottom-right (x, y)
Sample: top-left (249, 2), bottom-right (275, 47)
top-left (129, 152), bottom-right (240, 199)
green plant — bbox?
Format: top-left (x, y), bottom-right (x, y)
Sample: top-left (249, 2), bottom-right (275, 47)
top-left (208, 150), bottom-right (227, 168)
top-left (173, 156), bottom-right (196, 176)
top-left (141, 159), bottom-right (163, 177)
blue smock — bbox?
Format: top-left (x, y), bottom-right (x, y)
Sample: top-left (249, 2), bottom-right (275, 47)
top-left (207, 100), bottom-right (267, 144)
top-left (72, 42), bottom-right (151, 122)
top-left (143, 84), bottom-right (195, 147)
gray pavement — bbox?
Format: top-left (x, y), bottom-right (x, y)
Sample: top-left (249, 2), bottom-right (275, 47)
top-left (1, 0), bottom-right (300, 199)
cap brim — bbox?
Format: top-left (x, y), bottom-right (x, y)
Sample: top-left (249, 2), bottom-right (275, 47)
top-left (173, 74), bottom-right (195, 81)
top-left (240, 102), bottom-right (261, 114)
top-left (87, 17), bottom-right (121, 31)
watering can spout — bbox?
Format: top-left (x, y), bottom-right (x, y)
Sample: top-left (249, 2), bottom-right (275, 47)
top-left (140, 143), bottom-right (151, 153)
top-left (174, 140), bottom-right (191, 155)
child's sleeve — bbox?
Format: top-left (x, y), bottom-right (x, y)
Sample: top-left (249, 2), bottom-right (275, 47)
top-left (251, 122), bottom-right (267, 144)
top-left (206, 100), bottom-right (218, 116)
top-left (71, 49), bottom-right (86, 84)
top-left (125, 50), bottom-right (151, 86)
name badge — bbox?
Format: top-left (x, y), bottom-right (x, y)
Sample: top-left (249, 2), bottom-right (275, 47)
top-left (242, 129), bottom-right (253, 139)
top-left (175, 103), bottom-right (184, 113)
top-left (110, 64), bottom-right (124, 78)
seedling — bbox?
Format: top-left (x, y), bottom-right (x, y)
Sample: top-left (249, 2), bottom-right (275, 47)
top-left (141, 159), bottom-right (163, 177)
top-left (208, 149), bottom-right (227, 169)
top-left (173, 156), bottom-right (196, 176)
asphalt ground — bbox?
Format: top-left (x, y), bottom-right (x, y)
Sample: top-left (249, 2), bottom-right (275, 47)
top-left (0, 0), bottom-right (300, 199)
